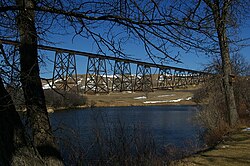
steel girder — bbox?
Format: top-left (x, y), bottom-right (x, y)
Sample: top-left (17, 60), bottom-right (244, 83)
top-left (112, 60), bottom-right (133, 91)
top-left (52, 51), bottom-right (78, 92)
top-left (183, 72), bottom-right (205, 86)
top-left (134, 64), bottom-right (153, 92)
top-left (149, 67), bottom-right (209, 90)
top-left (85, 57), bottom-right (109, 93)
top-left (172, 70), bottom-right (205, 88)
top-left (156, 68), bottom-right (204, 89)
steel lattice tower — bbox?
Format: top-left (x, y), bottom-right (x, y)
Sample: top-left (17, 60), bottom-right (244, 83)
top-left (85, 57), bottom-right (109, 93)
top-left (157, 68), bottom-right (174, 89)
top-left (134, 64), bottom-right (153, 92)
top-left (112, 60), bottom-right (132, 91)
top-left (52, 51), bottom-right (78, 92)
top-left (172, 70), bottom-right (188, 88)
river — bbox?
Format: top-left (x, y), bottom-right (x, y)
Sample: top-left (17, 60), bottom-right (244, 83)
top-left (49, 105), bottom-right (204, 164)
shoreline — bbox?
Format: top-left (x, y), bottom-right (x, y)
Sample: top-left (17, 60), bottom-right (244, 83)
top-left (16, 97), bottom-right (198, 113)
top-left (48, 99), bottom-right (198, 112)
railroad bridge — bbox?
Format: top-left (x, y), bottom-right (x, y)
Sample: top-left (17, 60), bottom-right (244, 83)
top-left (0, 39), bottom-right (210, 94)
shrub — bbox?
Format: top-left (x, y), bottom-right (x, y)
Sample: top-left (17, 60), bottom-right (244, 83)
top-left (44, 89), bottom-right (87, 109)
top-left (193, 74), bottom-right (250, 146)
top-left (193, 75), bottom-right (230, 146)
top-left (195, 105), bottom-right (230, 146)
top-left (8, 88), bottom-right (87, 110)
top-left (55, 117), bottom-right (165, 166)
top-left (233, 77), bottom-right (250, 123)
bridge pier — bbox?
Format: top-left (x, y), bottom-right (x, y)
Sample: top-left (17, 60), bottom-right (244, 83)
top-left (112, 60), bottom-right (133, 92)
top-left (172, 70), bottom-right (188, 88)
top-left (112, 60), bottom-right (123, 91)
top-left (52, 51), bottom-right (78, 92)
top-left (198, 73), bottom-right (207, 84)
top-left (192, 72), bottom-right (200, 85)
top-left (157, 68), bottom-right (174, 89)
top-left (185, 71), bottom-right (194, 85)
top-left (121, 62), bottom-right (133, 91)
top-left (85, 57), bottom-right (109, 93)
top-left (134, 64), bottom-right (153, 92)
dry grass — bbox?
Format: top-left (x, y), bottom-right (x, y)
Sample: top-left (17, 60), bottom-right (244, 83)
top-left (84, 86), bottom-right (199, 107)
top-left (171, 129), bottom-right (250, 166)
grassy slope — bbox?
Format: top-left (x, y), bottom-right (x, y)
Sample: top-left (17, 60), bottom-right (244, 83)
top-left (84, 87), bottom-right (198, 107)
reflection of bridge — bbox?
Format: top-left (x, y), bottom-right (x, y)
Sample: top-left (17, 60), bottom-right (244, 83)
top-left (0, 39), bottom-right (210, 94)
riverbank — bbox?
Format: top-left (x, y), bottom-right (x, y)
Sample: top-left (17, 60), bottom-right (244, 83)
top-left (171, 127), bottom-right (250, 166)
top-left (45, 87), bottom-right (199, 112)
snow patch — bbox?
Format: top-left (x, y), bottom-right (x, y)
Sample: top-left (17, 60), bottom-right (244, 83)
top-left (54, 79), bottom-right (61, 83)
top-left (157, 94), bottom-right (175, 98)
top-left (134, 96), bottom-right (147, 100)
top-left (143, 99), bottom-right (181, 104)
top-left (186, 97), bottom-right (192, 100)
top-left (122, 91), bottom-right (133, 94)
top-left (242, 128), bottom-right (250, 131)
top-left (80, 86), bottom-right (85, 89)
top-left (43, 82), bottom-right (56, 89)
top-left (77, 78), bottom-right (84, 83)
top-left (143, 97), bottom-right (192, 104)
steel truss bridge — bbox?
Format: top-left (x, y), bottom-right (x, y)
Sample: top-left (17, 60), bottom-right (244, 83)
top-left (0, 39), bottom-right (210, 94)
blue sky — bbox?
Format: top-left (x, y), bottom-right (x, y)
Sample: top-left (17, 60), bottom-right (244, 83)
top-left (40, 20), bottom-right (250, 79)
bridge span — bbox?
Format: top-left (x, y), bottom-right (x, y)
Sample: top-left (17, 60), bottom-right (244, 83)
top-left (0, 39), bottom-right (210, 94)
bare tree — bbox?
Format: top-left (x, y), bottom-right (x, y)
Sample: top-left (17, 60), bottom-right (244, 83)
top-left (231, 53), bottom-right (250, 76)
top-left (16, 0), bottom-right (64, 164)
top-left (205, 53), bottom-right (250, 76)
top-left (162, 0), bottom-right (249, 126)
top-left (0, 0), bottom-right (64, 164)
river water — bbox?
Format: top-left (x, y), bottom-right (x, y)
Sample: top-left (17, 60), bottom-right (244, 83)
top-left (49, 105), bottom-right (204, 163)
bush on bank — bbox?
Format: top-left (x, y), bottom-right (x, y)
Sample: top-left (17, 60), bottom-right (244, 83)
top-left (193, 75), bottom-right (250, 146)
top-left (7, 88), bottom-right (87, 110)
top-left (44, 89), bottom-right (87, 109)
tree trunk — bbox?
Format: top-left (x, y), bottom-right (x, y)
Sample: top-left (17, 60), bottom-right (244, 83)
top-left (0, 76), bottom-right (44, 165)
top-left (220, 40), bottom-right (239, 126)
top-left (15, 0), bottom-right (64, 164)
top-left (212, 2), bottom-right (239, 126)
